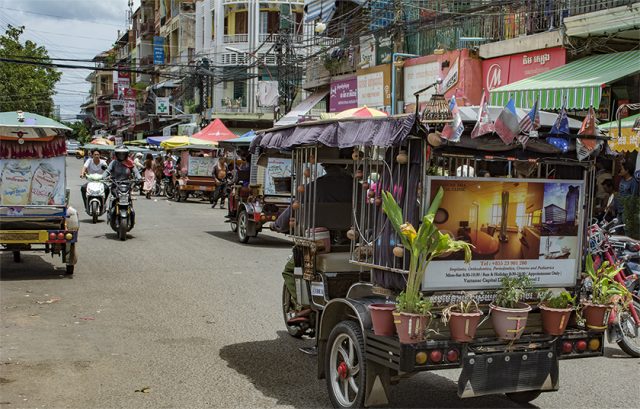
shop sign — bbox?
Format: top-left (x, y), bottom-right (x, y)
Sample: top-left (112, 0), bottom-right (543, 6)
top-left (124, 100), bottom-right (136, 117)
top-left (404, 61), bottom-right (440, 102)
top-left (110, 99), bottom-right (126, 117)
top-left (155, 97), bottom-right (170, 116)
top-left (376, 36), bottom-right (393, 65)
top-left (483, 47), bottom-right (566, 94)
top-left (153, 36), bottom-right (165, 65)
top-left (358, 35), bottom-right (376, 69)
top-left (424, 177), bottom-right (584, 290)
top-left (329, 78), bottom-right (358, 112)
top-left (356, 65), bottom-right (391, 108)
top-left (441, 57), bottom-right (459, 94)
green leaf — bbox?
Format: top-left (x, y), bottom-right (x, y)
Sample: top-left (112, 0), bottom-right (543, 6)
top-left (426, 187), bottom-right (444, 218)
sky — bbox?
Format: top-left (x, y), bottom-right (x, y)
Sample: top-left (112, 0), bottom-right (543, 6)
top-left (0, 0), bottom-right (140, 120)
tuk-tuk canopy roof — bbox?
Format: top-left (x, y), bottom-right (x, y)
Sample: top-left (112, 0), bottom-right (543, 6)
top-left (0, 111), bottom-right (71, 139)
top-left (160, 135), bottom-right (216, 149)
top-left (251, 115), bottom-right (416, 152)
top-left (218, 130), bottom-right (256, 147)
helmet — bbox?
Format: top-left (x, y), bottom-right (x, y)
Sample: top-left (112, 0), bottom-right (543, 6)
top-left (114, 145), bottom-right (129, 162)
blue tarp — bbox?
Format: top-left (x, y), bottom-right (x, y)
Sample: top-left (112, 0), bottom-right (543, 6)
top-left (224, 130), bottom-right (256, 145)
top-left (147, 136), bottom-right (171, 146)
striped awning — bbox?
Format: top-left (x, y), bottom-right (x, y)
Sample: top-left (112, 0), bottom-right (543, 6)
top-left (304, 0), bottom-right (365, 23)
top-left (490, 50), bottom-right (640, 110)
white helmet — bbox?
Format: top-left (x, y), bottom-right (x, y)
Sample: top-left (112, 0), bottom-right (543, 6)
top-left (114, 145), bottom-right (129, 161)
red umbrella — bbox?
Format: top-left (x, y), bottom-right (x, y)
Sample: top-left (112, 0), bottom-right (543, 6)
top-left (193, 118), bottom-right (236, 142)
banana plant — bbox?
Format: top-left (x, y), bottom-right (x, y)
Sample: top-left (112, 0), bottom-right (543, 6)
top-left (584, 254), bottom-right (630, 306)
top-left (381, 187), bottom-right (472, 314)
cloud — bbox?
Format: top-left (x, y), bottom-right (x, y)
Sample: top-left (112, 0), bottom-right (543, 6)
top-left (2, 0), bottom-right (132, 25)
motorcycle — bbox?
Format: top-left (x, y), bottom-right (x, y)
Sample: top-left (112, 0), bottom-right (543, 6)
top-left (586, 217), bottom-right (640, 357)
top-left (106, 178), bottom-right (136, 241)
top-left (84, 173), bottom-right (107, 224)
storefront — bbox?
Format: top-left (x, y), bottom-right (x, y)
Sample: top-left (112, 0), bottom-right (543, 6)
top-left (403, 49), bottom-right (482, 112)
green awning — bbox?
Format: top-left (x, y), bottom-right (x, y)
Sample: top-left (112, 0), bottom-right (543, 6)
top-left (490, 50), bottom-right (640, 110)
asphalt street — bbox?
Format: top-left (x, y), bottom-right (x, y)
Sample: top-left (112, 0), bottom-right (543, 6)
top-left (1, 157), bottom-right (638, 408)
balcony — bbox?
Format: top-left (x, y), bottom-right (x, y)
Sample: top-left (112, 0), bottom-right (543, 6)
top-left (223, 34), bottom-right (248, 43)
top-left (259, 33), bottom-right (304, 43)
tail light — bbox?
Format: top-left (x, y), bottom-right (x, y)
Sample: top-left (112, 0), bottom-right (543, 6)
top-left (588, 338), bottom-right (601, 351)
top-left (57, 232), bottom-right (65, 240)
top-left (561, 341), bottom-right (573, 354)
top-left (415, 352), bottom-right (427, 365)
top-left (446, 349), bottom-right (459, 362)
top-left (65, 233), bottom-right (73, 241)
top-left (429, 350), bottom-right (443, 363)
top-left (575, 340), bottom-right (587, 352)
top-left (49, 232), bottom-right (56, 240)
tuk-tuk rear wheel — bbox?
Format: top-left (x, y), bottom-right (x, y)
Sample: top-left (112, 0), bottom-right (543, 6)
top-left (237, 210), bottom-right (250, 243)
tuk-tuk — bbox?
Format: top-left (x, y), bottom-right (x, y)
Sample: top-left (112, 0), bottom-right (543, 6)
top-left (170, 144), bottom-right (219, 202)
top-left (220, 131), bottom-right (289, 243)
top-left (1, 111), bottom-right (79, 274)
top-left (252, 104), bottom-right (607, 407)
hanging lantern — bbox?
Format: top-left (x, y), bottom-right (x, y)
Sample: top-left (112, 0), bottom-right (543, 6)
top-left (315, 21), bottom-right (327, 34)
top-left (297, 185), bottom-right (305, 193)
top-left (396, 150), bottom-right (408, 164)
top-left (422, 94), bottom-right (452, 125)
top-left (347, 229), bottom-right (358, 241)
top-left (393, 246), bottom-right (404, 258)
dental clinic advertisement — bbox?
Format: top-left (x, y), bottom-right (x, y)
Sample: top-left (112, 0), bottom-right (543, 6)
top-left (0, 157), bottom-right (66, 206)
top-left (423, 177), bottom-right (584, 290)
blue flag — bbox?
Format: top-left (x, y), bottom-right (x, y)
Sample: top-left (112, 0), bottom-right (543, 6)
top-left (547, 101), bottom-right (570, 153)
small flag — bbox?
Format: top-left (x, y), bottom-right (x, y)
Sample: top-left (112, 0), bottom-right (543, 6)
top-left (494, 98), bottom-right (520, 145)
top-left (441, 96), bottom-right (464, 142)
top-left (517, 100), bottom-right (540, 148)
top-left (576, 106), bottom-right (599, 160)
top-left (471, 92), bottom-right (494, 138)
top-left (547, 100), bottom-right (571, 153)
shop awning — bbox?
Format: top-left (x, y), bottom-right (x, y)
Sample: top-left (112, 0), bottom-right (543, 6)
top-left (274, 89), bottom-right (328, 127)
top-left (490, 50), bottom-right (640, 110)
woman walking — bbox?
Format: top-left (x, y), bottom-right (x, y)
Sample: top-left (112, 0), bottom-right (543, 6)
top-left (143, 154), bottom-right (156, 199)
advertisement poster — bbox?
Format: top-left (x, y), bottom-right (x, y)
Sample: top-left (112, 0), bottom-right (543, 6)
top-left (356, 65), bottom-right (391, 108)
top-left (110, 99), bottom-right (126, 117)
top-left (376, 35), bottom-right (393, 65)
top-left (264, 158), bottom-right (291, 195)
top-left (424, 177), bottom-right (584, 290)
top-left (187, 156), bottom-right (215, 177)
top-left (0, 157), bottom-right (66, 206)
top-left (153, 36), bottom-right (165, 65)
top-left (358, 35), bottom-right (376, 69)
top-left (403, 61), bottom-right (440, 103)
top-left (329, 78), bottom-right (358, 112)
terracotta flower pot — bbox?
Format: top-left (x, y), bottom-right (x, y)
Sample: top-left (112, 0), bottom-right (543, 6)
top-left (393, 311), bottom-right (430, 344)
top-left (489, 302), bottom-right (532, 340)
top-left (582, 302), bottom-right (612, 332)
top-left (369, 304), bottom-right (396, 336)
top-left (447, 310), bottom-right (483, 342)
top-left (539, 304), bottom-right (573, 336)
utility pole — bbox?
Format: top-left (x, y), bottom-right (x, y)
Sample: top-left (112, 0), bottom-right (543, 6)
top-left (198, 58), bottom-right (211, 127)
top-left (275, 4), bottom-right (301, 121)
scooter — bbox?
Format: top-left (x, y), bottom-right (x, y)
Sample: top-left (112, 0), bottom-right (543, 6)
top-left (84, 173), bottom-right (107, 224)
top-left (106, 179), bottom-right (136, 241)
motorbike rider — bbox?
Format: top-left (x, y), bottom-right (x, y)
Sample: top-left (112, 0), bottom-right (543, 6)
top-left (80, 149), bottom-right (109, 207)
top-left (104, 145), bottom-right (141, 187)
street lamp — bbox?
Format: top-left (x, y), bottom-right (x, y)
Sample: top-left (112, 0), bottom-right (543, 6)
top-left (412, 78), bottom-right (443, 119)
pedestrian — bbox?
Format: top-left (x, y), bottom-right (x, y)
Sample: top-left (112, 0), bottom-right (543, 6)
top-left (615, 161), bottom-right (639, 228)
top-left (143, 154), bottom-right (156, 199)
top-left (211, 157), bottom-right (228, 209)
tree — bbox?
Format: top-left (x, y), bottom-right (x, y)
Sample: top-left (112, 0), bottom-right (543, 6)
top-left (62, 121), bottom-right (90, 144)
top-left (0, 25), bottom-right (61, 116)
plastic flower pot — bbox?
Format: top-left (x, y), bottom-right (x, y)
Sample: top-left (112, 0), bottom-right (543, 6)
top-left (369, 304), bottom-right (396, 336)
top-left (489, 302), bottom-right (532, 340)
top-left (447, 310), bottom-right (483, 343)
top-left (393, 311), bottom-right (430, 344)
top-left (581, 302), bottom-right (612, 332)
top-left (539, 304), bottom-right (573, 336)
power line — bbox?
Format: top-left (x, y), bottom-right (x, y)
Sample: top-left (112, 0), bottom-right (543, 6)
top-left (0, 6), bottom-right (126, 28)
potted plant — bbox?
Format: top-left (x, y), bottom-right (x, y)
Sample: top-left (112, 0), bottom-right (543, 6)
top-left (441, 294), bottom-right (483, 342)
top-left (539, 290), bottom-right (576, 336)
top-left (490, 275), bottom-right (534, 340)
top-left (379, 187), bottom-right (472, 344)
top-left (581, 255), bottom-right (629, 331)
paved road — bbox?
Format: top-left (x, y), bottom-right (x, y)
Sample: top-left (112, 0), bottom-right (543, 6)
top-left (1, 157), bottom-right (638, 408)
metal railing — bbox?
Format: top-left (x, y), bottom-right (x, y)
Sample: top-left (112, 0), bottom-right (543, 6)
top-left (223, 34), bottom-right (249, 43)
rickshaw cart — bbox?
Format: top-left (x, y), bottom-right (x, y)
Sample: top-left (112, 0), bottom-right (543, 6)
top-left (221, 132), bottom-right (290, 243)
top-left (172, 144), bottom-right (218, 202)
top-left (251, 109), bottom-right (607, 408)
top-left (0, 111), bottom-right (79, 274)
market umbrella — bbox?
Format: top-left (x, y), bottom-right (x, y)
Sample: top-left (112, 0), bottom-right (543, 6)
top-left (0, 111), bottom-right (71, 158)
top-left (90, 137), bottom-right (114, 146)
top-left (160, 135), bottom-right (216, 149)
top-left (334, 105), bottom-right (389, 119)
top-left (147, 136), bottom-right (171, 146)
top-left (193, 118), bottom-right (236, 142)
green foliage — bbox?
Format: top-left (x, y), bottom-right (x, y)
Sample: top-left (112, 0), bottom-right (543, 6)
top-left (583, 254), bottom-right (629, 306)
top-left (441, 294), bottom-right (480, 324)
top-left (0, 26), bottom-right (61, 116)
top-left (493, 275), bottom-right (533, 309)
top-left (540, 290), bottom-right (576, 309)
top-left (396, 292), bottom-right (432, 315)
top-left (381, 187), bottom-right (473, 314)
top-left (62, 121), bottom-right (90, 144)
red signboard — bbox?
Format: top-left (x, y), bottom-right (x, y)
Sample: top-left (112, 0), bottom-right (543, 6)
top-left (483, 47), bottom-right (566, 98)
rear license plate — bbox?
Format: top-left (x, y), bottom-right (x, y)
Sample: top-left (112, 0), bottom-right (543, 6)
top-left (199, 186), bottom-right (207, 191)
top-left (458, 350), bottom-right (558, 398)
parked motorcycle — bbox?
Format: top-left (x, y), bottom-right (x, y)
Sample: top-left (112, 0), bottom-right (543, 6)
top-left (84, 173), bottom-right (107, 224)
top-left (106, 179), bottom-right (136, 241)
top-left (586, 217), bottom-right (640, 357)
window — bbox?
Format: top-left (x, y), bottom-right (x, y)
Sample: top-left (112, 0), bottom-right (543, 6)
top-left (515, 202), bottom-right (526, 229)
top-left (531, 210), bottom-right (542, 225)
top-left (491, 203), bottom-right (502, 225)
top-left (235, 11), bottom-right (248, 34)
top-left (233, 80), bottom-right (246, 106)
